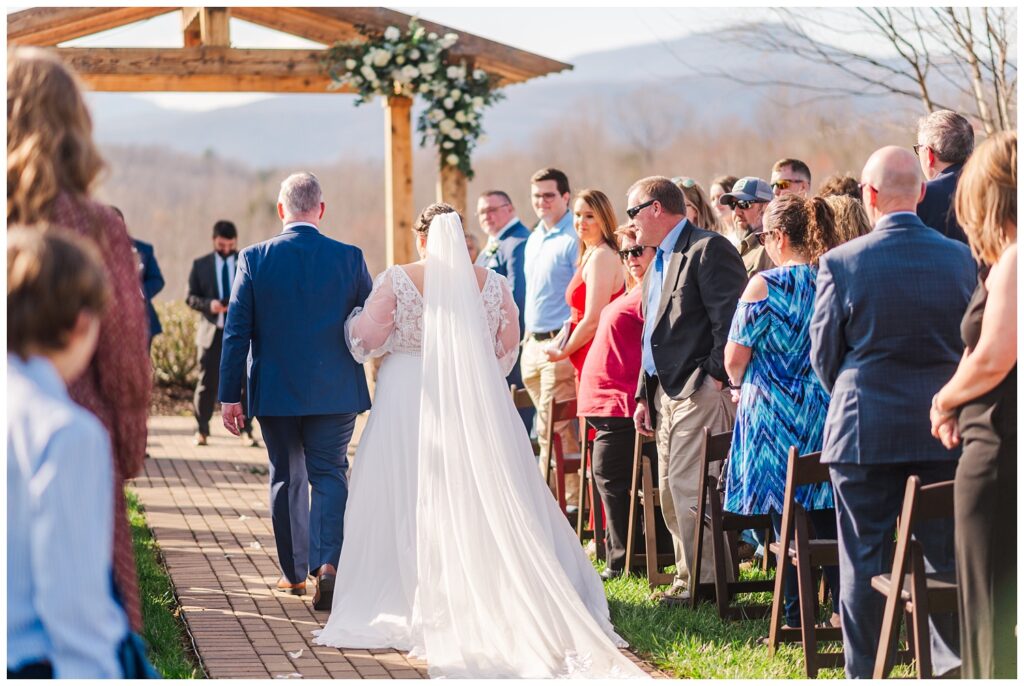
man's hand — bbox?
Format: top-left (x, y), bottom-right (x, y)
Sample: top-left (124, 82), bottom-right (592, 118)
top-left (210, 300), bottom-right (228, 314)
top-left (634, 399), bottom-right (654, 437)
top-left (222, 402), bottom-right (246, 436)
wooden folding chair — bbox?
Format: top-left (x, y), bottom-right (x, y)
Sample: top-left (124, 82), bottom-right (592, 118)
top-left (542, 396), bottom-right (581, 517)
top-left (509, 384), bottom-right (540, 458)
top-left (766, 447), bottom-right (843, 678)
top-left (624, 431), bottom-right (675, 589)
top-left (872, 477), bottom-right (958, 679)
top-left (689, 428), bottom-right (775, 618)
top-left (575, 420), bottom-right (606, 560)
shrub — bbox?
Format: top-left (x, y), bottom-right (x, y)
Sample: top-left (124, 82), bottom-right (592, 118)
top-left (151, 301), bottom-right (198, 388)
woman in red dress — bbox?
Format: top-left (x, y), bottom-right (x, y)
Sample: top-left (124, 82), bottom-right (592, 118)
top-left (545, 189), bottom-right (624, 384)
top-left (8, 48), bottom-right (152, 630)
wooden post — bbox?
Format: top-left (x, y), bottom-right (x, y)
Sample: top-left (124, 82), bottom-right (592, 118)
top-left (384, 95), bottom-right (415, 266)
top-left (200, 7), bottom-right (230, 47)
top-left (437, 164), bottom-right (468, 217)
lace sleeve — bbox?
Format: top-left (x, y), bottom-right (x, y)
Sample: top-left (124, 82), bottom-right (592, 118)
top-left (493, 274), bottom-right (522, 377)
top-left (346, 268), bottom-right (398, 362)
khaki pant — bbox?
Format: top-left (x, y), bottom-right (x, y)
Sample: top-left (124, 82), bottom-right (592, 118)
top-left (521, 337), bottom-right (580, 499)
top-left (655, 377), bottom-right (736, 587)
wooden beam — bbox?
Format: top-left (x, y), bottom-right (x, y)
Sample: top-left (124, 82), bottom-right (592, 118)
top-left (8, 7), bottom-right (175, 46)
top-left (181, 8), bottom-right (201, 48)
top-left (385, 96), bottom-right (416, 267)
top-left (53, 47), bottom-right (354, 94)
top-left (437, 165), bottom-right (468, 218)
top-left (200, 7), bottom-right (230, 47)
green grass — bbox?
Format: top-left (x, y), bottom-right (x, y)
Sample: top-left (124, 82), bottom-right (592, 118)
top-left (126, 489), bottom-right (203, 679)
top-left (599, 561), bottom-right (915, 679)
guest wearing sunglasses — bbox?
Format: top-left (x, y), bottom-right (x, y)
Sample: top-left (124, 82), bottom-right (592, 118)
top-left (721, 177), bottom-right (775, 278)
top-left (578, 226), bottom-right (666, 578)
top-left (770, 158), bottom-right (812, 198)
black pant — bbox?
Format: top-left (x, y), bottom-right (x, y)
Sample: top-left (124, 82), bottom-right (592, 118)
top-left (8, 662), bottom-right (53, 678)
top-left (587, 416), bottom-right (670, 572)
top-left (194, 327), bottom-right (251, 436)
top-left (769, 508), bottom-right (841, 627)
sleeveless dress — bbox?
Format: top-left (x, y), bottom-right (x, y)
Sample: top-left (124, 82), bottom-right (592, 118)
top-left (313, 265), bottom-right (644, 679)
top-left (954, 277), bottom-right (1017, 679)
top-left (724, 264), bottom-right (833, 516)
top-left (566, 265), bottom-right (625, 382)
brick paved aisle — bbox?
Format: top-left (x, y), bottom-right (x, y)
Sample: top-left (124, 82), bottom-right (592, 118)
top-left (135, 416), bottom-right (660, 679)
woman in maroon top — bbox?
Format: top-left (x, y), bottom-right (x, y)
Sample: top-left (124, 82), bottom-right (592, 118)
top-left (545, 189), bottom-right (624, 384)
top-left (8, 48), bottom-right (152, 630)
top-left (577, 227), bottom-right (656, 577)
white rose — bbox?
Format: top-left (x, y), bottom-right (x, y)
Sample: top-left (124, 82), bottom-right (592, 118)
top-left (473, 69), bottom-right (486, 80)
top-left (443, 97), bottom-right (454, 109)
top-left (442, 141), bottom-right (455, 149)
top-left (360, 65), bottom-right (377, 82)
top-left (384, 26), bottom-right (401, 41)
top-left (446, 65), bottom-right (461, 80)
top-left (428, 108), bottom-right (444, 122)
top-left (448, 128), bottom-right (464, 141)
top-left (419, 82), bottom-right (431, 94)
top-left (450, 89), bottom-right (461, 100)
top-left (454, 110), bottom-right (467, 123)
top-left (396, 55), bottom-right (405, 65)
top-left (419, 61), bottom-right (437, 76)
top-left (372, 49), bottom-right (391, 68)
top-left (345, 58), bottom-right (357, 70)
top-left (434, 85), bottom-right (448, 98)
top-left (440, 32), bottom-right (458, 49)
top-left (409, 48), bottom-right (421, 60)
top-left (401, 65), bottom-right (420, 81)
top-left (438, 118), bottom-right (456, 135)
top-left (446, 153), bottom-right (460, 166)
top-left (471, 96), bottom-right (485, 109)
top-left (428, 32), bottom-right (438, 41)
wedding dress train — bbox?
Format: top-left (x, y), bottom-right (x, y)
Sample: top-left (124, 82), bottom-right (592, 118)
top-left (313, 213), bottom-right (645, 679)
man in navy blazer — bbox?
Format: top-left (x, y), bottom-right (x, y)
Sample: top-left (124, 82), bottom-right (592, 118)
top-left (131, 239), bottom-right (164, 345)
top-left (915, 109), bottom-right (974, 244)
top-left (474, 190), bottom-right (532, 428)
top-left (811, 147), bottom-right (976, 677)
top-left (219, 172), bottom-right (372, 611)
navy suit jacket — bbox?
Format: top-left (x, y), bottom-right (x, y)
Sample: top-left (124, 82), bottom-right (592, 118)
top-left (916, 162), bottom-right (968, 244)
top-left (810, 213), bottom-right (976, 465)
top-left (475, 220), bottom-right (530, 336)
top-left (132, 239), bottom-right (164, 338)
top-left (218, 224), bottom-right (373, 417)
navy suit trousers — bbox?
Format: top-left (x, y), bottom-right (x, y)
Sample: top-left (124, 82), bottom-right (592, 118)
top-left (829, 462), bottom-right (960, 677)
top-left (258, 414), bottom-right (356, 583)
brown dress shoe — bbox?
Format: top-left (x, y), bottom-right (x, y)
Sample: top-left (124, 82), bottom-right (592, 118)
top-left (312, 564), bottom-right (337, 611)
top-left (193, 432), bottom-right (208, 446)
top-left (276, 577), bottom-right (306, 596)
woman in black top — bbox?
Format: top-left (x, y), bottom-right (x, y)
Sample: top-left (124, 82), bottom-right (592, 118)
top-left (930, 130), bottom-right (1017, 679)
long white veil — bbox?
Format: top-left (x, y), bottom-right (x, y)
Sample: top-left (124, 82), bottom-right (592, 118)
top-left (414, 212), bottom-right (644, 678)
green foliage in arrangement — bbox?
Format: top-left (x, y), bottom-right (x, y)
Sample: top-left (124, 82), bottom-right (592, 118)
top-left (598, 561), bottom-right (915, 679)
top-left (151, 301), bottom-right (198, 388)
top-left (127, 489), bottom-right (202, 678)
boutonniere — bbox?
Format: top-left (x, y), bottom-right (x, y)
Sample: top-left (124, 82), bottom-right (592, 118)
top-left (482, 238), bottom-right (500, 259)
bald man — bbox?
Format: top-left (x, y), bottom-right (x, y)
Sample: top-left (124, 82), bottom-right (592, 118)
top-left (809, 146), bottom-right (977, 677)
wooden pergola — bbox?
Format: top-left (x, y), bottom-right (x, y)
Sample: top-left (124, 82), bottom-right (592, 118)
top-left (8, 7), bottom-right (570, 264)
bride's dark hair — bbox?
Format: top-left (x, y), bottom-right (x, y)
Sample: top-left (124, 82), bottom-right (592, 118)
top-left (414, 202), bottom-right (462, 237)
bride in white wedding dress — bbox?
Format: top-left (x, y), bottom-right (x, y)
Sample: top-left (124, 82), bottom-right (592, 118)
top-left (313, 204), bottom-right (645, 679)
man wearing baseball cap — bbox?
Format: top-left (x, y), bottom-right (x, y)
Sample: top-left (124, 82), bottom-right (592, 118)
top-left (720, 177), bottom-right (774, 278)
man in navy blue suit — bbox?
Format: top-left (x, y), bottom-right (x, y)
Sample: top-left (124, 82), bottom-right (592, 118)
top-left (811, 146), bottom-right (976, 677)
top-left (474, 189), bottom-right (532, 429)
top-left (915, 109), bottom-right (974, 244)
top-left (219, 172), bottom-right (372, 611)
top-left (110, 207), bottom-right (165, 348)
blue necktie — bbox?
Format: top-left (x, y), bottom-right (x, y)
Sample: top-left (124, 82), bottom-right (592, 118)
top-left (220, 259), bottom-right (231, 304)
top-left (641, 248), bottom-right (664, 377)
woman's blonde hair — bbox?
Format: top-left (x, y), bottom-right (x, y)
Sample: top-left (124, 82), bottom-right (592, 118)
top-left (7, 47), bottom-right (105, 225)
top-left (573, 189), bottom-right (619, 264)
top-left (822, 195), bottom-right (872, 246)
top-left (674, 178), bottom-right (726, 235)
top-left (955, 130), bottom-right (1017, 265)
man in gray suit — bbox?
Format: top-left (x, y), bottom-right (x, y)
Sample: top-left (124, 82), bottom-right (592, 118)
top-left (630, 176), bottom-right (747, 603)
top-left (810, 146), bottom-right (976, 677)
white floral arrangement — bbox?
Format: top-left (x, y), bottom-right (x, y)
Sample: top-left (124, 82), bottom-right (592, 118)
top-left (324, 18), bottom-right (503, 179)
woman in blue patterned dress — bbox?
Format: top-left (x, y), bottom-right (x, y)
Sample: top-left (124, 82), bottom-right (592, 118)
top-left (723, 194), bottom-right (843, 630)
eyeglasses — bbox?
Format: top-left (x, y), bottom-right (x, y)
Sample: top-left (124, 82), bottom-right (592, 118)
top-left (626, 199), bottom-right (656, 219)
top-left (618, 246), bottom-right (649, 260)
top-left (858, 181), bottom-right (878, 195)
top-left (672, 176), bottom-right (697, 188)
top-left (753, 230), bottom-right (774, 246)
top-left (770, 178), bottom-right (805, 191)
top-left (477, 203), bottom-right (510, 217)
top-left (913, 144), bottom-right (928, 157)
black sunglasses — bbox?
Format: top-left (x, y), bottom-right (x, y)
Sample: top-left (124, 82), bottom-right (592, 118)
top-left (626, 199), bottom-right (655, 219)
top-left (618, 246), bottom-right (649, 260)
top-left (727, 198), bottom-right (759, 210)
